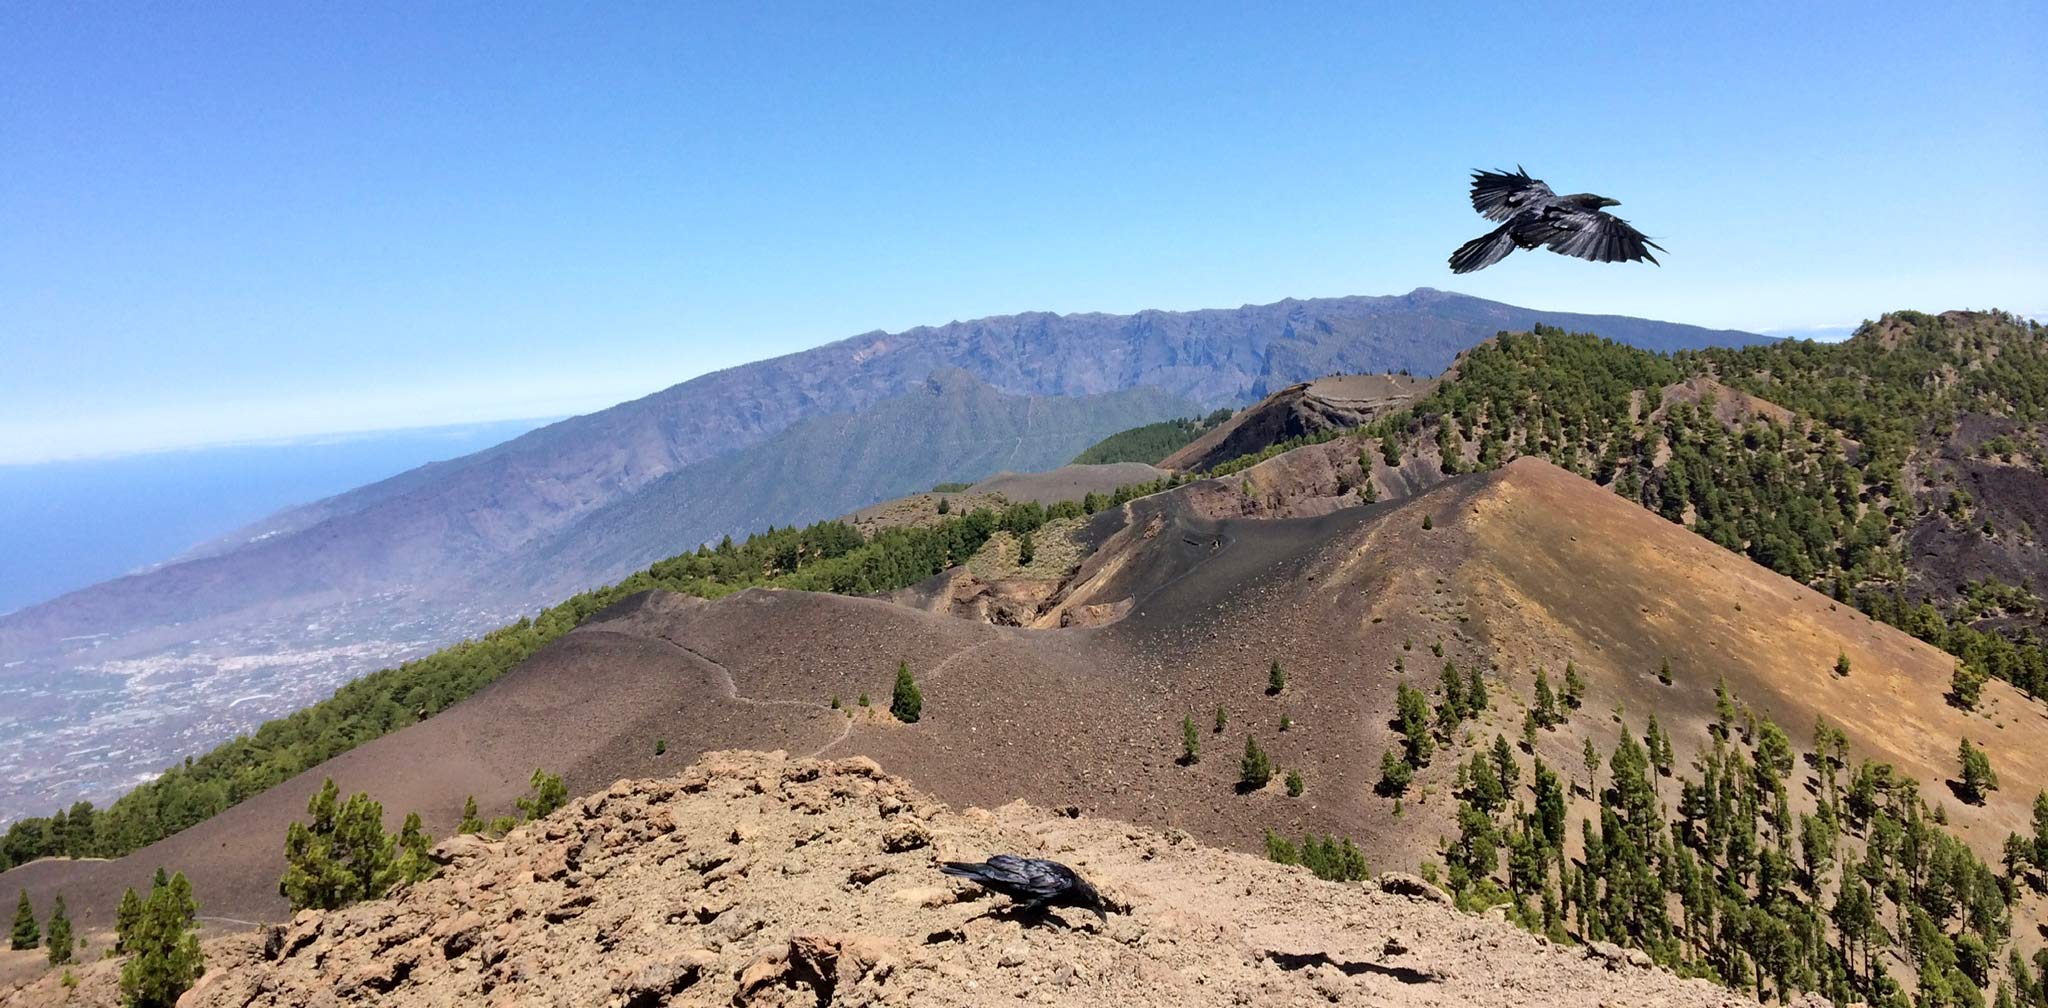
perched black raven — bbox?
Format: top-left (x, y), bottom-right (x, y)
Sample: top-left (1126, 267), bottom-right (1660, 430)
top-left (940, 855), bottom-right (1109, 922)
top-left (1449, 167), bottom-right (1664, 274)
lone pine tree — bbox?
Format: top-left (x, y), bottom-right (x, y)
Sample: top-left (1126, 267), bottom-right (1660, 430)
top-left (280, 778), bottom-right (393, 912)
top-left (891, 661), bottom-right (923, 723)
top-left (518, 769), bottom-right (568, 821)
top-left (114, 887), bottom-right (143, 953)
top-left (1960, 739), bottom-right (1998, 804)
top-left (120, 872), bottom-right (204, 1008)
top-left (43, 894), bottom-right (72, 966)
top-left (1240, 736), bottom-right (1272, 789)
top-left (10, 889), bottom-right (36, 950)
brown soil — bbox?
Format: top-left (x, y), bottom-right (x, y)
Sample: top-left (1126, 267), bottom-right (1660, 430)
top-left (3, 751), bottom-right (1811, 1008)
top-left (12, 455), bottom-right (2047, 994)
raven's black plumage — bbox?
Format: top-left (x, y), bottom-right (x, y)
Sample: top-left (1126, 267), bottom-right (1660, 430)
top-left (1450, 167), bottom-right (1664, 273)
top-left (940, 855), bottom-right (1108, 921)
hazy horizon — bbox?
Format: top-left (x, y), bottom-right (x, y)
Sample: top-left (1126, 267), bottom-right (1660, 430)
top-left (0, 417), bottom-right (555, 614)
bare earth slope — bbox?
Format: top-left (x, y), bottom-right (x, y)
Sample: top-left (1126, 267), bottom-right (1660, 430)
top-left (3, 750), bottom-right (1804, 1008)
top-left (16, 455), bottom-right (2039, 955)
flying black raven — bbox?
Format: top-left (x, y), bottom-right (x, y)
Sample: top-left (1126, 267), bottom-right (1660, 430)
top-left (940, 855), bottom-right (1109, 922)
top-left (1449, 167), bottom-right (1664, 274)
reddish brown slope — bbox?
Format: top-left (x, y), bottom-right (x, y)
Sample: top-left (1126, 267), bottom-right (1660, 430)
top-left (11, 456), bottom-right (2043, 950)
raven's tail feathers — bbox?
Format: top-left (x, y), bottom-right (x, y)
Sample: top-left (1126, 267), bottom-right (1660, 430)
top-left (1449, 223), bottom-right (1517, 274)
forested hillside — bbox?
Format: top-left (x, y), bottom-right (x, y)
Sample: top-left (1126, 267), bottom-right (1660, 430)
top-left (1071, 408), bottom-right (1236, 465)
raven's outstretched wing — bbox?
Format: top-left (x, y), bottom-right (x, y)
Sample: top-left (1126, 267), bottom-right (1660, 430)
top-left (1529, 206), bottom-right (1665, 265)
top-left (1449, 222), bottom-right (1517, 274)
top-left (1469, 167), bottom-right (1552, 222)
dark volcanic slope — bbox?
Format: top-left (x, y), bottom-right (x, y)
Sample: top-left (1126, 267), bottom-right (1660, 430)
top-left (19, 456), bottom-right (2035, 939)
top-left (1161, 372), bottom-right (1434, 472)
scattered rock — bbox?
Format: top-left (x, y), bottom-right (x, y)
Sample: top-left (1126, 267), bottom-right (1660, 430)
top-left (1372, 872), bottom-right (1451, 905)
top-left (880, 820), bottom-right (931, 852)
top-left (23, 752), bottom-right (1779, 1008)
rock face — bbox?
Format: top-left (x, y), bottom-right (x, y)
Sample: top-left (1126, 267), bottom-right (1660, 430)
top-left (1160, 373), bottom-right (1435, 473)
top-left (4, 751), bottom-right (1810, 1007)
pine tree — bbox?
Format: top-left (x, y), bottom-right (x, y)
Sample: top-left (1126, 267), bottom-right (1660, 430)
top-left (1395, 681), bottom-right (1434, 766)
top-left (1240, 737), bottom-right (1272, 790)
top-left (1581, 737), bottom-right (1602, 793)
top-left (1285, 769), bottom-right (1305, 797)
top-left (1490, 734), bottom-right (1519, 794)
top-left (1465, 665), bottom-right (1489, 714)
top-left (43, 894), bottom-right (72, 966)
top-left (120, 872), bottom-right (204, 1008)
top-left (1533, 758), bottom-right (1566, 849)
top-left (891, 661), bottom-right (923, 723)
top-left (10, 890), bottom-right (37, 950)
top-left (518, 769), bottom-right (568, 821)
top-left (1644, 714), bottom-right (1673, 778)
top-left (1834, 651), bottom-right (1852, 677)
top-left (458, 796), bottom-right (483, 834)
top-left (1952, 662), bottom-right (1987, 710)
top-left (382, 812), bottom-right (436, 889)
top-left (1533, 669), bottom-right (1559, 727)
top-left (1265, 830), bottom-right (1299, 865)
top-left (1656, 656), bottom-right (1674, 686)
top-left (1179, 715), bottom-right (1200, 765)
top-left (1422, 513), bottom-right (1434, 530)
top-left (1562, 661), bottom-right (1586, 708)
top-left (2033, 792), bottom-right (2048, 866)
top-left (114, 887), bottom-right (143, 953)
top-left (1959, 739), bottom-right (1998, 804)
top-left (281, 779), bottom-right (396, 911)
top-left (1378, 748), bottom-right (1414, 796)
top-left (1016, 532), bottom-right (1035, 565)
top-left (1267, 659), bottom-right (1287, 695)
top-left (935, 496), bottom-right (950, 514)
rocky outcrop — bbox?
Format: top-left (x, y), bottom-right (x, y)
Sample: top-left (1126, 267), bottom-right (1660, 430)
top-left (1160, 373), bottom-right (1435, 473)
top-left (4, 750), bottom-right (1812, 1007)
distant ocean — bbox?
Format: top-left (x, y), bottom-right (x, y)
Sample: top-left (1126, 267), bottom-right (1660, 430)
top-left (0, 418), bottom-right (554, 615)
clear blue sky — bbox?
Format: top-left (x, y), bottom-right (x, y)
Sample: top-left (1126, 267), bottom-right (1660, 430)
top-left (3, 2), bottom-right (2042, 463)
